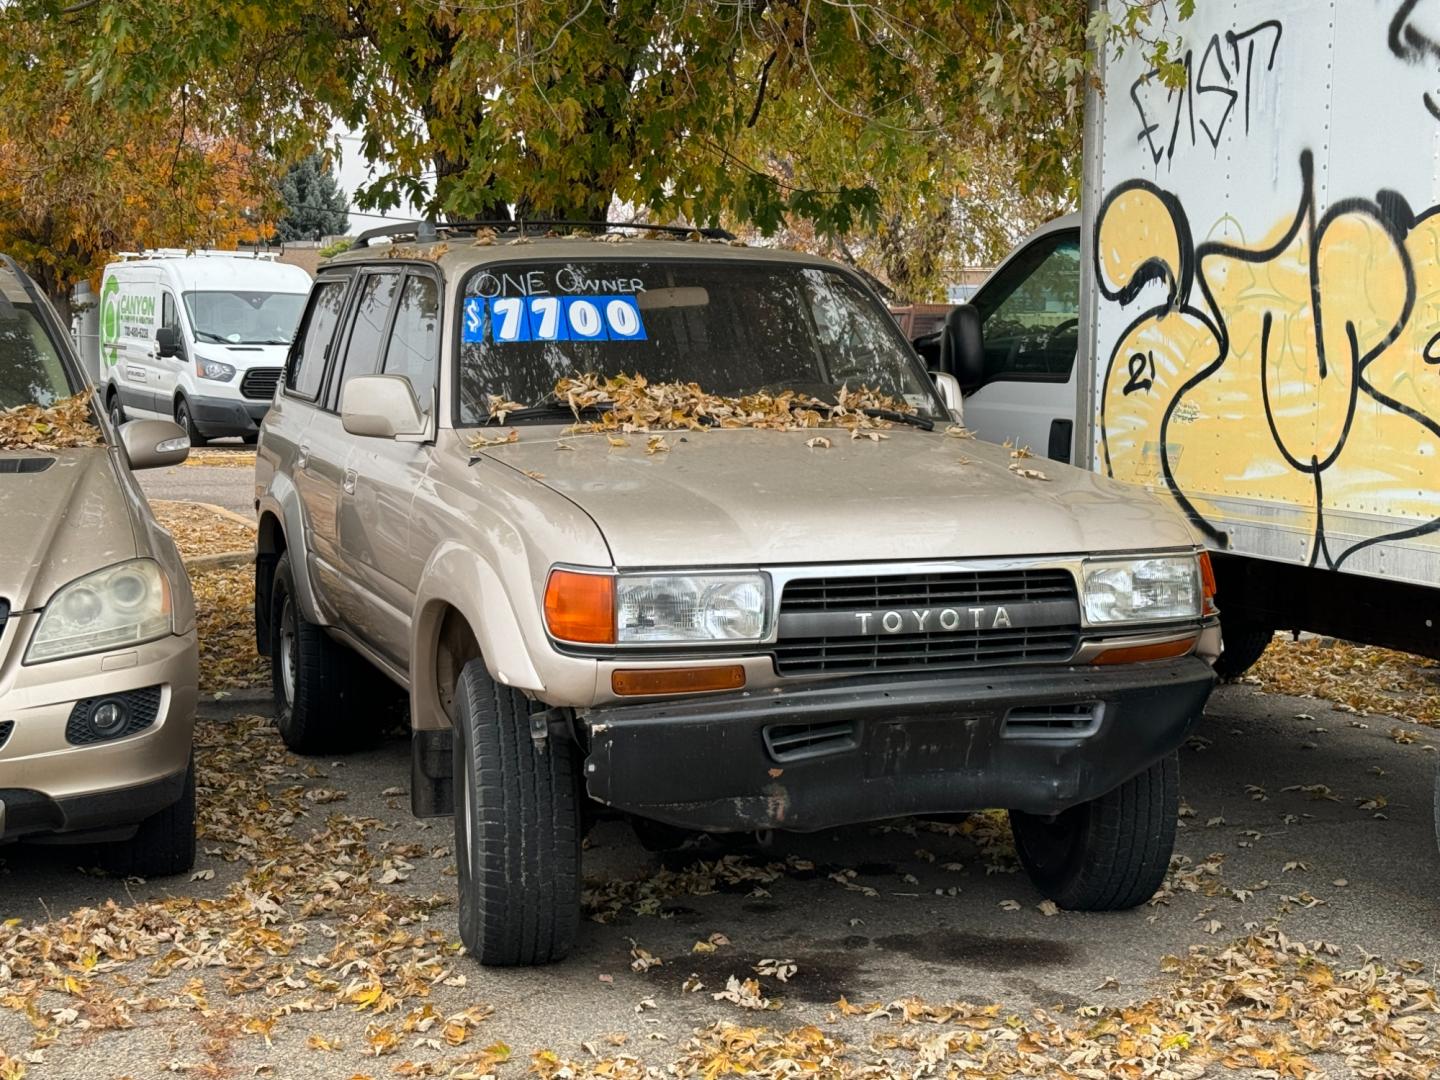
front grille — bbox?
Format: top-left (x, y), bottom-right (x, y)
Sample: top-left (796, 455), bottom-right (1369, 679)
top-left (764, 721), bottom-right (858, 763)
top-left (240, 367), bottom-right (282, 401)
top-left (774, 568), bottom-right (1080, 677)
top-left (0, 457), bottom-right (53, 474)
top-left (65, 686), bottom-right (163, 745)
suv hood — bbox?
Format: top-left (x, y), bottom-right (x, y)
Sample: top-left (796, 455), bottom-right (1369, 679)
top-left (474, 428), bottom-right (1197, 567)
top-left (0, 449), bottom-right (138, 611)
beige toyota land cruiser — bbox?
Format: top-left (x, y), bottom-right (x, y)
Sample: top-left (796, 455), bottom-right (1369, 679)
top-left (254, 221), bottom-right (1219, 966)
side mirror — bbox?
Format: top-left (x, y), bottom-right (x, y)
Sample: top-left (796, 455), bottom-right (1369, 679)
top-left (155, 326), bottom-right (182, 359)
top-left (341, 374), bottom-right (426, 439)
top-left (120, 419), bottom-right (189, 470)
top-left (939, 303), bottom-right (985, 390)
top-left (929, 371), bottom-right (964, 424)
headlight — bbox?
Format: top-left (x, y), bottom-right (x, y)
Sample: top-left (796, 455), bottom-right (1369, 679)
top-left (544, 569), bottom-right (770, 645)
top-left (26, 560), bottom-right (173, 663)
top-left (1082, 555), bottom-right (1202, 625)
top-left (197, 358), bottom-right (235, 381)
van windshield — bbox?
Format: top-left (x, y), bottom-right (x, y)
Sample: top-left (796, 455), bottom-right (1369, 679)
top-left (184, 290), bottom-right (307, 345)
top-left (455, 259), bottom-right (943, 424)
top-left (0, 300), bottom-right (76, 409)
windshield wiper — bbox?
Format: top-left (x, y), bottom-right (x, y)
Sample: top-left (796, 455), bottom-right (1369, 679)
top-left (861, 407), bottom-right (934, 431)
top-left (486, 400), bottom-right (612, 423)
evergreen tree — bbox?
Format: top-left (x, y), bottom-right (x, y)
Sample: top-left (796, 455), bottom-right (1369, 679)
top-left (273, 155), bottom-right (349, 242)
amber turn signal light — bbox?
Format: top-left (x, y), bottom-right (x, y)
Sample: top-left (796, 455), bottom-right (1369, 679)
top-left (612, 665), bottom-right (746, 696)
top-left (1090, 636), bottom-right (1198, 665)
top-left (1198, 550), bottom-right (1218, 616)
top-left (544, 570), bottom-right (616, 644)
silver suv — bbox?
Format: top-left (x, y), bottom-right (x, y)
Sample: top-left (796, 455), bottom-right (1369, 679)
top-left (255, 221), bottom-right (1218, 966)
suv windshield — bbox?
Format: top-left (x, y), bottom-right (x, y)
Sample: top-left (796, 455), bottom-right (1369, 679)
top-left (184, 290), bottom-right (307, 345)
top-left (0, 288), bottom-right (76, 408)
top-left (456, 259), bottom-right (942, 424)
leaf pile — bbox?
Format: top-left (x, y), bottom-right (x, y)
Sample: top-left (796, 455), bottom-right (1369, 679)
top-left (182, 447), bottom-right (257, 469)
top-left (150, 499), bottom-right (256, 559)
top-left (1250, 636), bottom-right (1440, 728)
top-left (0, 391), bottom-right (101, 451)
top-left (191, 566), bottom-right (269, 691)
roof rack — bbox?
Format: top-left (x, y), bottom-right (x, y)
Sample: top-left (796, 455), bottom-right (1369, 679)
top-left (113, 248), bottom-right (280, 262)
top-left (349, 218), bottom-right (735, 250)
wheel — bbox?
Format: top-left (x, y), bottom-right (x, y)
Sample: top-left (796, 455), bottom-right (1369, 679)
top-left (270, 552), bottom-right (371, 754)
top-left (1213, 622), bottom-right (1274, 679)
top-left (452, 657), bottom-right (581, 965)
top-left (174, 396), bottom-right (208, 448)
top-left (98, 756), bottom-right (196, 877)
top-left (1010, 752), bottom-right (1178, 911)
top-left (107, 390), bottom-right (126, 429)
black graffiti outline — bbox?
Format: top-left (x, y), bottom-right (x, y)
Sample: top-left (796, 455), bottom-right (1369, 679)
top-left (1123, 350), bottom-right (1156, 395)
top-left (1389, 0), bottom-right (1440, 120)
top-left (1096, 149), bottom-right (1439, 569)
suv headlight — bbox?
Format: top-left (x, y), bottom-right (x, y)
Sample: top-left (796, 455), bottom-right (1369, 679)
top-left (197, 358), bottom-right (235, 381)
top-left (544, 569), bottom-right (770, 645)
top-left (26, 559), bottom-right (173, 663)
top-left (1082, 555), bottom-right (1202, 625)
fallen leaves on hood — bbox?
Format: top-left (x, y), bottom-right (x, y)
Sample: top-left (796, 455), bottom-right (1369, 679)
top-left (0, 390), bottom-right (101, 451)
top-left (466, 428), bottom-right (519, 449)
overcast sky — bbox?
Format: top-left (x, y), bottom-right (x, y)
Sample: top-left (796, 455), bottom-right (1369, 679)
top-left (335, 129), bottom-right (423, 232)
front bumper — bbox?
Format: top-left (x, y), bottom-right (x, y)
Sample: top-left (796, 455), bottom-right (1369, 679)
top-left (0, 628), bottom-right (198, 841)
top-left (581, 657), bottom-right (1214, 831)
top-left (188, 392), bottom-right (270, 438)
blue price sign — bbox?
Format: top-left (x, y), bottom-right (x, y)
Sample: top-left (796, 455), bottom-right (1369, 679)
top-left (525, 296), bottom-right (568, 341)
top-left (597, 295), bottom-right (646, 340)
top-left (461, 298), bottom-right (485, 342)
top-left (480, 294), bottom-right (648, 344)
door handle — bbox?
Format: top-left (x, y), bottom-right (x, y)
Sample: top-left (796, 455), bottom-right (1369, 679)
top-left (342, 467), bottom-right (357, 495)
top-left (297, 444), bottom-right (310, 469)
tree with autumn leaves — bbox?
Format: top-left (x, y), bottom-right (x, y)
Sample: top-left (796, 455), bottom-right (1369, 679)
top-left (3, 1), bottom-right (1183, 304)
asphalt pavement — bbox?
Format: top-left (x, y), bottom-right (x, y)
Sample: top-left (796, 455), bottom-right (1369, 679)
top-left (135, 444), bottom-right (256, 519)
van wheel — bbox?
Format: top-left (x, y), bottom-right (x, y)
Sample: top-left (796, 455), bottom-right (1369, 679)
top-left (1010, 752), bottom-right (1178, 911)
top-left (1213, 623), bottom-right (1274, 679)
top-left (270, 552), bottom-right (367, 754)
top-left (452, 658), bottom-right (580, 965)
top-left (98, 756), bottom-right (196, 878)
top-left (175, 397), bottom-right (207, 448)
top-left (107, 391), bottom-right (126, 429)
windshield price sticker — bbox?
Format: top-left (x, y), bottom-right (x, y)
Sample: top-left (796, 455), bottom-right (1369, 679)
top-left (463, 295), bottom-right (646, 344)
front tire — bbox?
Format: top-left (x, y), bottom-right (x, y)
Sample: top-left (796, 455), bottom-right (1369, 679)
top-left (107, 389), bottom-right (126, 430)
top-left (1213, 622), bottom-right (1274, 679)
top-left (1010, 753), bottom-right (1178, 911)
top-left (270, 552), bottom-right (367, 754)
top-left (97, 756), bottom-right (196, 878)
top-left (452, 658), bottom-right (581, 965)
top-left (175, 396), bottom-right (208, 448)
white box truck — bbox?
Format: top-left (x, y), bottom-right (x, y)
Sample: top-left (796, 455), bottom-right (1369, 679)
top-left (937, 0), bottom-right (1440, 673)
top-left (96, 251), bottom-right (312, 445)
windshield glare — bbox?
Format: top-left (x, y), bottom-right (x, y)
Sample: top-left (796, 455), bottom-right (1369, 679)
top-left (0, 302), bottom-right (76, 408)
top-left (184, 290), bottom-right (307, 345)
top-left (455, 260), bottom-right (942, 424)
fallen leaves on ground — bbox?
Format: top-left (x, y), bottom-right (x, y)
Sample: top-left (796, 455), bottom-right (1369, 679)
top-left (181, 447), bottom-right (257, 468)
top-left (150, 499), bottom-right (255, 559)
top-left (1250, 636), bottom-right (1440, 728)
top-left (192, 567), bottom-right (267, 690)
top-left (0, 391), bottom-right (101, 451)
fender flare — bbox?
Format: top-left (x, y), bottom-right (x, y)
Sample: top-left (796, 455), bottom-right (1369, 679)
top-left (256, 473), bottom-right (327, 627)
top-left (411, 542), bottom-right (545, 732)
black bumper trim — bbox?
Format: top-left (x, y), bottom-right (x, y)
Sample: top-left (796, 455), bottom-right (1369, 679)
top-left (582, 658), bottom-right (1214, 832)
top-left (0, 767), bottom-right (188, 842)
top-left (186, 392), bottom-right (270, 437)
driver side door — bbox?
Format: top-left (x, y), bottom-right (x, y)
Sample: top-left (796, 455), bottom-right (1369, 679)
top-left (959, 229), bottom-right (1081, 461)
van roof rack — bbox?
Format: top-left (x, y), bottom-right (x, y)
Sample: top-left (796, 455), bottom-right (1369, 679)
top-left (349, 219), bottom-right (735, 250)
top-left (113, 248), bottom-right (280, 262)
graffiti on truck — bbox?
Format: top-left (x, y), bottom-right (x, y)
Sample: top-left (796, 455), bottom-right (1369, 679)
top-left (1095, 149), bottom-right (1440, 569)
top-left (1389, 0), bottom-right (1440, 121)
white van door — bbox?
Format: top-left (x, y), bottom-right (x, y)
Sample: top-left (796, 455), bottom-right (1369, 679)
top-left (961, 228), bottom-right (1082, 462)
top-left (151, 288), bottom-right (185, 420)
top-left (113, 273), bottom-right (164, 418)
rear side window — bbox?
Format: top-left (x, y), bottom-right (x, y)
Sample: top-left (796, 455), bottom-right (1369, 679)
top-left (328, 272), bottom-right (401, 409)
top-left (286, 279), bottom-right (348, 399)
top-left (161, 292), bottom-right (179, 331)
top-left (382, 274), bottom-right (440, 411)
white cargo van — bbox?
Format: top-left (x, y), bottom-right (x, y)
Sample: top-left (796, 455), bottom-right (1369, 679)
top-left (100, 251), bottom-right (312, 444)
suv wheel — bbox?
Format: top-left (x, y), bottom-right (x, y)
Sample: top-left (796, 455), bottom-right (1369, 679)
top-left (1213, 622), bottom-right (1274, 679)
top-left (1009, 752), bottom-right (1178, 911)
top-left (98, 756), bottom-right (196, 878)
top-left (175, 396), bottom-right (208, 448)
top-left (270, 552), bottom-right (371, 754)
top-left (452, 658), bottom-right (581, 965)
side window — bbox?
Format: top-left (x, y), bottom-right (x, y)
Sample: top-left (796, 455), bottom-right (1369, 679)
top-left (973, 236), bottom-right (1081, 384)
top-left (161, 292), bottom-right (179, 331)
top-left (328, 271), bottom-right (401, 410)
top-left (382, 274), bottom-right (440, 411)
top-left (286, 278), bottom-right (349, 399)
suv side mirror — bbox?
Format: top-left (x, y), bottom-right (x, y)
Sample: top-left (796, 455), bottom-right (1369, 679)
top-left (341, 374), bottom-right (426, 439)
top-left (939, 303), bottom-right (985, 390)
top-left (155, 326), bottom-right (182, 359)
top-left (119, 419), bottom-right (190, 470)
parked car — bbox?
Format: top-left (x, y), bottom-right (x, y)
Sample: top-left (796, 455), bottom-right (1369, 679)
top-left (255, 221), bottom-right (1219, 966)
top-left (0, 255), bottom-right (199, 875)
top-left (96, 250), bottom-right (311, 446)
